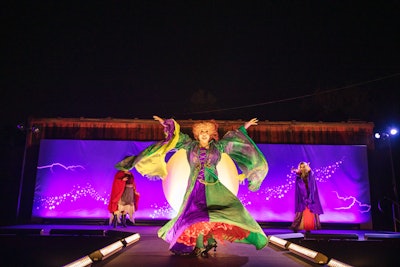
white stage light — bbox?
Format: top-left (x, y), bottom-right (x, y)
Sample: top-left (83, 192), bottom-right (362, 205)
top-left (90, 240), bottom-right (124, 261)
top-left (268, 235), bottom-right (289, 249)
top-left (327, 258), bottom-right (354, 267)
top-left (99, 241), bottom-right (124, 259)
top-left (62, 255), bottom-right (93, 267)
top-left (389, 128), bottom-right (398, 136)
top-left (122, 233), bottom-right (141, 246)
top-left (287, 243), bottom-right (328, 264)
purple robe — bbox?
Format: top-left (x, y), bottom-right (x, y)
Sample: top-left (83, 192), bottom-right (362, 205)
top-left (294, 171), bottom-right (323, 215)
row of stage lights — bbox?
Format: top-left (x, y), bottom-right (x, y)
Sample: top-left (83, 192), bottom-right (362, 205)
top-left (67, 232), bottom-right (353, 267)
top-left (374, 128), bottom-right (398, 139)
top-left (17, 123), bottom-right (40, 133)
top-left (62, 233), bottom-right (140, 267)
top-left (268, 234), bottom-right (353, 266)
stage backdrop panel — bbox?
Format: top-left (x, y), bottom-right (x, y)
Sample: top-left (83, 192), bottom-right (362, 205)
top-left (32, 139), bottom-right (371, 224)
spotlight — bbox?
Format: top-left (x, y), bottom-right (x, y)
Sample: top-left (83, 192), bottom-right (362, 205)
top-left (374, 132), bottom-right (390, 139)
top-left (16, 124), bottom-right (40, 133)
top-left (374, 127), bottom-right (398, 139)
top-left (389, 128), bottom-right (398, 136)
top-left (287, 242), bottom-right (328, 265)
top-left (17, 123), bottom-right (25, 131)
top-left (62, 255), bottom-right (93, 267)
top-left (31, 126), bottom-right (40, 133)
top-left (121, 233), bottom-right (141, 247)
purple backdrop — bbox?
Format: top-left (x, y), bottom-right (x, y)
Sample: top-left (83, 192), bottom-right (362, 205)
top-left (32, 139), bottom-right (371, 224)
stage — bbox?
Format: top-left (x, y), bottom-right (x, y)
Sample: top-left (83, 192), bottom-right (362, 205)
top-left (1, 222), bottom-right (399, 267)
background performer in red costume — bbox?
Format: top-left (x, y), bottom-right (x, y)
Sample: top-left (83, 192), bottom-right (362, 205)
top-left (108, 164), bottom-right (139, 228)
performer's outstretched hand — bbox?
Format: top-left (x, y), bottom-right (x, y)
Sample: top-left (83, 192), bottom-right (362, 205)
top-left (153, 115), bottom-right (164, 126)
top-left (244, 118), bottom-right (259, 129)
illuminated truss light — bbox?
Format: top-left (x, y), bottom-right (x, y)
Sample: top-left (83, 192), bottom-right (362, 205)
top-left (287, 243), bottom-right (328, 265)
top-left (327, 258), bottom-right (354, 267)
top-left (122, 233), bottom-right (141, 246)
top-left (268, 235), bottom-right (289, 249)
top-left (62, 255), bottom-right (93, 267)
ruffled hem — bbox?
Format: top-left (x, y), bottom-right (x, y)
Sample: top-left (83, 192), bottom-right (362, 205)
top-left (176, 221), bottom-right (250, 247)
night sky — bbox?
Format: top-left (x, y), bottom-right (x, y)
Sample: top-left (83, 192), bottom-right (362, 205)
top-left (2, 1), bottom-right (400, 127)
top-left (1, 1), bottom-right (400, 228)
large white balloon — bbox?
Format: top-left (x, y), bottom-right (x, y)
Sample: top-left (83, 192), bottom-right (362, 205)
top-left (163, 149), bottom-right (190, 212)
top-left (163, 149), bottom-right (239, 212)
top-left (217, 153), bottom-right (240, 195)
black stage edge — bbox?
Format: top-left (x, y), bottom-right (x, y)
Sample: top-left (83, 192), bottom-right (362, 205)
top-left (304, 232), bottom-right (359, 240)
top-left (1, 224), bottom-right (400, 267)
top-left (29, 218), bottom-right (363, 230)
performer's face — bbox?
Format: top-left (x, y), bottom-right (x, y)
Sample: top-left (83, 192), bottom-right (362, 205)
top-left (198, 129), bottom-right (211, 146)
top-left (299, 163), bottom-right (307, 174)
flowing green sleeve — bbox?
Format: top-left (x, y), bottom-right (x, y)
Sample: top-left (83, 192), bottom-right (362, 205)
top-left (115, 119), bottom-right (181, 180)
top-left (219, 126), bottom-right (268, 191)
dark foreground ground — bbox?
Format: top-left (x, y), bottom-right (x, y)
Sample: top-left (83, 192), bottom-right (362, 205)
top-left (1, 223), bottom-right (399, 267)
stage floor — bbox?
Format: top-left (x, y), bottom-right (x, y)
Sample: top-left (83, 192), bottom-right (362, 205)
top-left (1, 223), bottom-right (399, 267)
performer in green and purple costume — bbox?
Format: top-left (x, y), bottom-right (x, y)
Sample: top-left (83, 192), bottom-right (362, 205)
top-left (116, 116), bottom-right (269, 256)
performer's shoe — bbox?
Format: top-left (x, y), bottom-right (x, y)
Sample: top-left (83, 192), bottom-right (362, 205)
top-left (121, 214), bottom-right (127, 228)
top-left (201, 241), bottom-right (217, 257)
top-left (111, 214), bottom-right (118, 228)
top-left (189, 247), bottom-right (204, 257)
top-left (126, 218), bottom-right (135, 226)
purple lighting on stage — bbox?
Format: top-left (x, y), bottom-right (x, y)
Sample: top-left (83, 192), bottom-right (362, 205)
top-left (31, 140), bottom-right (372, 224)
top-left (262, 160), bottom-right (343, 201)
top-left (34, 183), bottom-right (108, 213)
top-left (332, 191), bottom-right (371, 213)
top-left (37, 163), bottom-right (85, 171)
